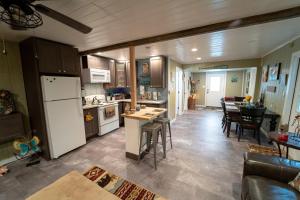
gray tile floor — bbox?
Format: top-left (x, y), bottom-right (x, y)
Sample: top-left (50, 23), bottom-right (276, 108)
top-left (0, 109), bottom-right (266, 200)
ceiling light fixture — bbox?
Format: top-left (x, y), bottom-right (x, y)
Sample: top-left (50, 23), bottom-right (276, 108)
top-left (95, 52), bottom-right (102, 55)
top-left (191, 48), bottom-right (198, 52)
top-left (196, 57), bottom-right (202, 60)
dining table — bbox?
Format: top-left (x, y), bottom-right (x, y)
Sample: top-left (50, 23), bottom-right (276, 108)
top-left (224, 101), bottom-right (281, 131)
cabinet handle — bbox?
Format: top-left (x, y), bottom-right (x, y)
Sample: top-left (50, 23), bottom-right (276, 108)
top-left (58, 69), bottom-right (62, 72)
top-left (63, 70), bottom-right (66, 73)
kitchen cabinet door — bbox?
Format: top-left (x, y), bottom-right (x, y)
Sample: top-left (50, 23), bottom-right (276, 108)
top-left (118, 102), bottom-right (124, 126)
top-left (36, 39), bottom-right (62, 74)
top-left (82, 55), bottom-right (109, 70)
top-left (126, 62), bottom-right (131, 87)
top-left (60, 45), bottom-right (80, 76)
top-left (104, 60), bottom-right (116, 89)
top-left (150, 56), bottom-right (166, 88)
top-left (83, 107), bottom-right (99, 138)
top-left (116, 62), bottom-right (126, 87)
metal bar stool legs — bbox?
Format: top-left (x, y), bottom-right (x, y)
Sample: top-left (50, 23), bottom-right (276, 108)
top-left (154, 118), bottom-right (173, 149)
top-left (140, 123), bottom-right (164, 170)
top-left (167, 121), bottom-right (173, 149)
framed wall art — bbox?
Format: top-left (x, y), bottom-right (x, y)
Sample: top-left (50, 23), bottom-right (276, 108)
top-left (269, 63), bottom-right (281, 81)
top-left (142, 62), bottom-right (150, 76)
top-left (262, 65), bottom-right (269, 82)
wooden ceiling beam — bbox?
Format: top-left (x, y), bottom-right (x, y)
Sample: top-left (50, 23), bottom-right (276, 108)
top-left (80, 6), bottom-right (300, 55)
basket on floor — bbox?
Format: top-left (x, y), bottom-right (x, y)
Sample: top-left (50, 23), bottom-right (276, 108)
top-left (248, 144), bottom-right (280, 156)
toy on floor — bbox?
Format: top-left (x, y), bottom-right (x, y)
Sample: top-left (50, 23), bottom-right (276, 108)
top-left (0, 166), bottom-right (8, 176)
top-left (13, 136), bottom-right (41, 167)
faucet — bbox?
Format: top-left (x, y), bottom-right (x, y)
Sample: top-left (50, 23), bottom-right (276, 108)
top-left (92, 96), bottom-right (98, 105)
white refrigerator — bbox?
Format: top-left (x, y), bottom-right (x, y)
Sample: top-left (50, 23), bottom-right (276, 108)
top-left (41, 76), bottom-right (86, 159)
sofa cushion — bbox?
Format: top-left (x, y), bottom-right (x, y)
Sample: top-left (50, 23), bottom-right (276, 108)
top-left (242, 176), bottom-right (300, 200)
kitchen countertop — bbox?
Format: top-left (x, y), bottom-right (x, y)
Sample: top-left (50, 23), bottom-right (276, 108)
top-left (112, 99), bottom-right (167, 105)
top-left (82, 104), bottom-right (99, 109)
top-left (82, 102), bottom-right (118, 110)
top-left (121, 107), bottom-right (167, 120)
top-left (82, 99), bottom-right (166, 110)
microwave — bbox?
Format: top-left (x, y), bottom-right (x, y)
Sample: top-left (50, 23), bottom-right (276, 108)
top-left (82, 68), bottom-right (111, 83)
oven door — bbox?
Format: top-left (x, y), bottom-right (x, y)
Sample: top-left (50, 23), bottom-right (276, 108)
top-left (98, 105), bottom-right (119, 126)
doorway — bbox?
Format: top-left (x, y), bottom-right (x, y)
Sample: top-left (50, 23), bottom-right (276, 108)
top-left (205, 72), bottom-right (226, 107)
top-left (176, 67), bottom-right (183, 115)
top-left (282, 51), bottom-right (300, 160)
top-left (289, 58), bottom-right (300, 133)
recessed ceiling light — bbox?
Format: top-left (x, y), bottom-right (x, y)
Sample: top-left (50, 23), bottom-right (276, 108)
top-left (191, 48), bottom-right (198, 52)
top-left (95, 52), bottom-right (102, 55)
top-left (196, 57), bottom-right (202, 60)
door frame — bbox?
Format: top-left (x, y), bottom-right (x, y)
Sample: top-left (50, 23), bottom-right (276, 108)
top-left (205, 71), bottom-right (227, 107)
top-left (176, 67), bottom-right (184, 115)
top-left (282, 50), bottom-right (300, 124)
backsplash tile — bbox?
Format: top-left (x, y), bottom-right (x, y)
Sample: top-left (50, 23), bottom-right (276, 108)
top-left (82, 83), bottom-right (105, 96)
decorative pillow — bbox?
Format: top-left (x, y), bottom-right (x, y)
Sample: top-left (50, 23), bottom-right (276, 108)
top-left (289, 172), bottom-right (300, 192)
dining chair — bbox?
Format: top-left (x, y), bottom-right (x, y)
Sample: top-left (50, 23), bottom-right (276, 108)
top-left (234, 96), bottom-right (245, 102)
top-left (221, 101), bottom-right (241, 137)
top-left (221, 101), bottom-right (227, 131)
top-left (238, 107), bottom-right (266, 144)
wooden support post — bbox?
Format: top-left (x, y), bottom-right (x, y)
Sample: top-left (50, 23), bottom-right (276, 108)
top-left (129, 46), bottom-right (137, 110)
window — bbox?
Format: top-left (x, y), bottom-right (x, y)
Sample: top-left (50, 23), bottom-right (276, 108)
top-left (210, 77), bottom-right (220, 92)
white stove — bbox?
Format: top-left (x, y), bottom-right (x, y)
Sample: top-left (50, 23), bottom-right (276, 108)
top-left (84, 95), bottom-right (119, 136)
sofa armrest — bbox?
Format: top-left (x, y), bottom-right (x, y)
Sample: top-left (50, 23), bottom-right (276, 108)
top-left (243, 152), bottom-right (300, 183)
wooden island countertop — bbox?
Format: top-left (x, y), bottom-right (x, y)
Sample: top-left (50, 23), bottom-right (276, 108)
top-left (122, 107), bottom-right (167, 121)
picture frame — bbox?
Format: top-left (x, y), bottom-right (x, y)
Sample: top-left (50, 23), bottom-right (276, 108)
top-left (267, 86), bottom-right (277, 93)
top-left (231, 75), bottom-right (238, 83)
top-left (245, 72), bottom-right (250, 94)
top-left (142, 62), bottom-right (150, 76)
top-left (262, 65), bottom-right (269, 82)
top-left (269, 63), bottom-right (281, 81)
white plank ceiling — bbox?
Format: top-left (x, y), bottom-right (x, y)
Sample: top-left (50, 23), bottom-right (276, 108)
top-left (0, 0), bottom-right (300, 63)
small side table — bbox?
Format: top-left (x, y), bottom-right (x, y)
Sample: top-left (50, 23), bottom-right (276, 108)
top-left (268, 132), bottom-right (300, 159)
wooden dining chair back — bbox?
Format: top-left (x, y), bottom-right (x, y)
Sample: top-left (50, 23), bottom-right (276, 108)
top-left (234, 96), bottom-right (245, 102)
top-left (221, 101), bottom-right (227, 131)
top-left (240, 107), bottom-right (266, 125)
top-left (238, 106), bottom-right (266, 144)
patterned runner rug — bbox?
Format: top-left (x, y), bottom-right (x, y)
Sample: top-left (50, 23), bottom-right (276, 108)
top-left (84, 166), bottom-right (166, 200)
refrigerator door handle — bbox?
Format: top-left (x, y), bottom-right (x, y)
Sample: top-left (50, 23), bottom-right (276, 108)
top-left (78, 100), bottom-right (83, 116)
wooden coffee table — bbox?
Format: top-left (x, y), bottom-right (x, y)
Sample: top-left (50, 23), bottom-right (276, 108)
top-left (268, 132), bottom-right (300, 159)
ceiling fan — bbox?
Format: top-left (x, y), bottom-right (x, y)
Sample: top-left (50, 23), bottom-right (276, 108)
top-left (0, 0), bottom-right (92, 34)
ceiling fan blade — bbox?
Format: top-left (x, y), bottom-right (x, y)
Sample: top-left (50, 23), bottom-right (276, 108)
top-left (33, 4), bottom-right (92, 34)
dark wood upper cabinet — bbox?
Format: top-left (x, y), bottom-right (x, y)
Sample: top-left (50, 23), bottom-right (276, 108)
top-left (116, 62), bottom-right (126, 88)
top-left (33, 38), bottom-right (80, 76)
top-left (104, 59), bottom-right (116, 89)
top-left (126, 62), bottom-right (131, 87)
top-left (150, 56), bottom-right (166, 88)
top-left (81, 55), bottom-right (109, 70)
top-left (36, 39), bottom-right (62, 74)
top-left (60, 45), bottom-right (80, 76)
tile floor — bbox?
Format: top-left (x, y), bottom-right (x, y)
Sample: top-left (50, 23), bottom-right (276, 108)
top-left (0, 109), bottom-right (268, 200)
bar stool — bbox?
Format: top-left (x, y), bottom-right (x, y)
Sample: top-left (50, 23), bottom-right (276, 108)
top-left (139, 122), bottom-right (165, 170)
top-left (154, 117), bottom-right (173, 150)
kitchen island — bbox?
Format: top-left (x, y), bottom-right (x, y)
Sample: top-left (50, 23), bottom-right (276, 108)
top-left (122, 107), bottom-right (167, 160)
